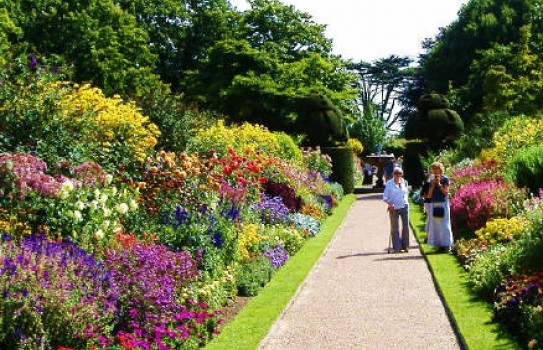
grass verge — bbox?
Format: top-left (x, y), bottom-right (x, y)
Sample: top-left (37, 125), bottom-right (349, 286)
top-left (409, 203), bottom-right (522, 350)
top-left (204, 194), bottom-right (356, 350)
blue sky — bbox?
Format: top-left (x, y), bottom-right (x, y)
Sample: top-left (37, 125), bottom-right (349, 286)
top-left (229, 0), bottom-right (468, 62)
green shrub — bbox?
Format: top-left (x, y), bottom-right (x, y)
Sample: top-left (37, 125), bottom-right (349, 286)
top-left (403, 140), bottom-right (426, 187)
top-left (321, 146), bottom-right (354, 194)
top-left (467, 244), bottom-right (512, 300)
top-left (235, 256), bottom-right (275, 297)
top-left (507, 144), bottom-right (543, 195)
top-left (383, 137), bottom-right (407, 158)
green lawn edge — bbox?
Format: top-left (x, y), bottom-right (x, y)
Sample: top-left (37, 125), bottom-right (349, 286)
top-left (409, 202), bottom-right (523, 350)
top-left (204, 194), bottom-right (356, 350)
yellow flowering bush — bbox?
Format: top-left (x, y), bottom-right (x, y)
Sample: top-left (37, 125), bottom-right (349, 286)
top-left (475, 216), bottom-right (529, 245)
top-left (0, 75), bottom-right (159, 171)
top-left (237, 223), bottom-right (264, 261)
top-left (346, 138), bottom-right (364, 155)
top-left (59, 84), bottom-right (160, 168)
top-left (480, 116), bottom-right (543, 164)
top-left (187, 120), bottom-right (302, 163)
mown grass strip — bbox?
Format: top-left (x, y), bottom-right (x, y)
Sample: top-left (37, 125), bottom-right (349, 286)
top-left (409, 203), bottom-right (522, 350)
top-left (204, 194), bottom-right (356, 350)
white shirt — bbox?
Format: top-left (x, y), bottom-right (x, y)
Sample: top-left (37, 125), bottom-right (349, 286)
top-left (383, 178), bottom-right (409, 210)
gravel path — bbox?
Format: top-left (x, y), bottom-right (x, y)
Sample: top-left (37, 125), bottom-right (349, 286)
top-left (258, 193), bottom-right (461, 350)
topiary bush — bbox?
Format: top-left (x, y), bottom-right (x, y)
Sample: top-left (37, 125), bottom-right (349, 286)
top-left (321, 146), bottom-right (354, 194)
top-left (402, 140), bottom-right (426, 188)
top-left (404, 93), bottom-right (464, 146)
top-left (507, 144), bottom-right (543, 195)
top-left (297, 93), bottom-right (347, 147)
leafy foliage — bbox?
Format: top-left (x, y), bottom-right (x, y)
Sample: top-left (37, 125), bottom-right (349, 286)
top-left (507, 144), bottom-right (543, 195)
top-left (404, 93), bottom-right (464, 147)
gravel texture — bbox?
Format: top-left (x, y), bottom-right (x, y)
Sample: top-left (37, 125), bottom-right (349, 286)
top-left (258, 193), bottom-right (461, 350)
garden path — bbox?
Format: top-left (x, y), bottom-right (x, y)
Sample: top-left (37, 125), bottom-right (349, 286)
top-left (258, 193), bottom-right (461, 350)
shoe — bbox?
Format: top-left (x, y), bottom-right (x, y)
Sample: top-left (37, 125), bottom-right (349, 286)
top-left (399, 248), bottom-right (408, 253)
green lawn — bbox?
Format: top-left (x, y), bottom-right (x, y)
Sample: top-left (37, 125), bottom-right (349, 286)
top-left (409, 203), bottom-right (522, 350)
top-left (204, 194), bottom-right (356, 350)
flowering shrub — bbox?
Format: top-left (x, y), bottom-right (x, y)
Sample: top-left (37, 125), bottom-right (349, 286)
top-left (254, 193), bottom-right (290, 224)
top-left (467, 244), bottom-right (512, 300)
top-left (237, 223), bottom-right (264, 261)
top-left (0, 153), bottom-right (138, 250)
top-left (262, 225), bottom-right (307, 255)
top-left (263, 243), bottom-right (290, 268)
top-left (453, 238), bottom-right (487, 267)
top-left (450, 179), bottom-right (526, 237)
top-left (494, 271), bottom-right (543, 349)
top-left (449, 160), bottom-right (501, 195)
top-left (0, 71), bottom-right (159, 171)
top-left (346, 138), bottom-right (364, 155)
top-left (475, 216), bottom-right (529, 246)
top-left (59, 84), bottom-right (160, 168)
top-left (289, 213), bottom-right (321, 237)
top-left (104, 236), bottom-right (219, 349)
top-left (301, 147), bottom-right (332, 178)
top-left (480, 116), bottom-right (543, 164)
top-left (158, 204), bottom-right (238, 277)
top-left (126, 151), bottom-right (220, 216)
top-left (0, 153), bottom-right (67, 200)
top-left (262, 180), bottom-right (302, 212)
top-left (187, 120), bottom-right (302, 163)
top-left (0, 234), bottom-right (118, 349)
top-left (41, 184), bottom-right (139, 252)
top-left (454, 216), bottom-right (529, 267)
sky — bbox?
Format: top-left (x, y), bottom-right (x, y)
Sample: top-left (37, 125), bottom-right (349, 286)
top-left (228, 0), bottom-right (468, 63)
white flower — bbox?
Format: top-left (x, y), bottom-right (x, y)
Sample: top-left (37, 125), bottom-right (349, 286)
top-left (105, 174), bottom-right (113, 185)
top-left (73, 210), bottom-right (82, 222)
top-left (116, 203), bottom-right (129, 214)
top-left (94, 229), bottom-right (104, 240)
top-left (61, 180), bottom-right (74, 192)
top-left (76, 201), bottom-right (85, 211)
top-left (99, 194), bottom-right (108, 203)
top-left (111, 186), bottom-right (118, 195)
top-left (102, 220), bottom-right (111, 229)
top-left (129, 199), bottom-right (138, 210)
top-left (94, 188), bottom-right (101, 199)
top-left (103, 208), bottom-right (111, 217)
top-left (90, 200), bottom-right (99, 211)
top-left (58, 180), bottom-right (74, 199)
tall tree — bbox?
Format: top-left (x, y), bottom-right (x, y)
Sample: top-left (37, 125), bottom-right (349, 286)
top-left (421, 0), bottom-right (543, 125)
top-left (0, 0), bottom-right (162, 97)
top-left (240, 0), bottom-right (332, 60)
top-left (348, 55), bottom-right (415, 133)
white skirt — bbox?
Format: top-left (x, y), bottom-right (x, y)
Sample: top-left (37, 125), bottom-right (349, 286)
top-left (427, 200), bottom-right (453, 247)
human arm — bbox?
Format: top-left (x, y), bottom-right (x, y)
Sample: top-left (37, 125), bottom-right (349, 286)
top-left (428, 176), bottom-right (449, 197)
top-left (382, 184), bottom-right (395, 211)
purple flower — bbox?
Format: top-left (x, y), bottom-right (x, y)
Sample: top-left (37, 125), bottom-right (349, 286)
top-left (263, 244), bottom-right (290, 268)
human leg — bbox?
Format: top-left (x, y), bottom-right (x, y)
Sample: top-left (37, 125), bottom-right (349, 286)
top-left (390, 209), bottom-right (401, 251)
top-left (399, 207), bottom-right (410, 251)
